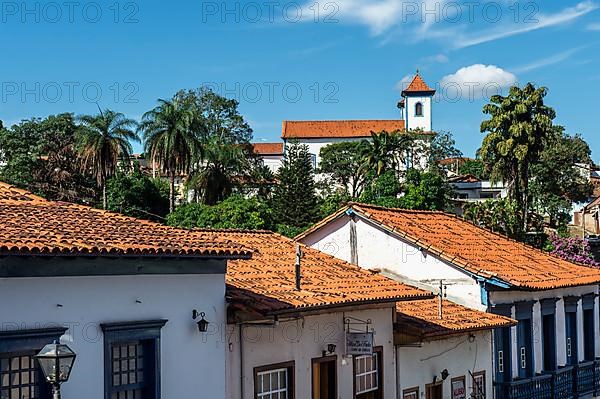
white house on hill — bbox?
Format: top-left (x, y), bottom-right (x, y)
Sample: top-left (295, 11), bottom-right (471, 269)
top-left (297, 203), bottom-right (600, 399)
top-left (0, 182), bottom-right (251, 399)
top-left (221, 229), bottom-right (433, 399)
top-left (254, 71), bottom-right (437, 172)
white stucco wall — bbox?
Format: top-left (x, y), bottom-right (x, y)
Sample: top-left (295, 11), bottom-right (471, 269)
top-left (284, 137), bottom-right (366, 169)
top-left (405, 96), bottom-right (432, 132)
top-left (260, 154), bottom-right (283, 173)
top-left (397, 331), bottom-right (494, 399)
top-left (302, 215), bottom-right (484, 309)
top-left (226, 306), bottom-right (397, 399)
top-left (284, 136), bottom-right (430, 171)
top-left (0, 273), bottom-right (226, 399)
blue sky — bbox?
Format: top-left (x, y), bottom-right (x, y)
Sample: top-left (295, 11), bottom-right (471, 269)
top-left (0, 0), bottom-right (599, 158)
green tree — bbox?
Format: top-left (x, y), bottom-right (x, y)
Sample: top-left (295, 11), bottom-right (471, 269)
top-left (105, 169), bottom-right (169, 220)
top-left (186, 137), bottom-right (252, 205)
top-left (359, 170), bottom-right (402, 208)
top-left (458, 159), bottom-right (488, 179)
top-left (319, 141), bottom-right (369, 197)
top-left (77, 109), bottom-right (139, 209)
top-left (399, 169), bottom-right (453, 211)
top-left (0, 114), bottom-right (96, 202)
top-left (271, 142), bottom-right (320, 235)
top-left (480, 83), bottom-right (558, 231)
top-left (175, 87), bottom-right (253, 144)
top-left (463, 199), bottom-right (524, 239)
top-left (167, 195), bottom-right (273, 230)
top-left (361, 130), bottom-right (415, 176)
top-left (529, 131), bottom-right (593, 228)
top-left (139, 98), bottom-right (200, 212)
top-left (426, 131), bottom-right (462, 172)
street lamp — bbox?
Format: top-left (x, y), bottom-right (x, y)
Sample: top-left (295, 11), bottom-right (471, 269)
top-left (35, 341), bottom-right (77, 399)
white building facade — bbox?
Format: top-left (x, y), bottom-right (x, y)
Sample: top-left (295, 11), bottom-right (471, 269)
top-left (298, 203), bottom-right (600, 399)
top-left (0, 181), bottom-right (251, 399)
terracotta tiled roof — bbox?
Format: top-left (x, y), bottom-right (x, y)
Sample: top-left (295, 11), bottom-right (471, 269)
top-left (0, 183), bottom-right (251, 258)
top-left (438, 157), bottom-right (475, 166)
top-left (282, 120), bottom-right (407, 139)
top-left (401, 73), bottom-right (436, 96)
top-left (395, 299), bottom-right (516, 339)
top-left (448, 174), bottom-right (481, 183)
top-left (217, 230), bottom-right (432, 317)
top-left (297, 203), bottom-right (600, 290)
top-left (252, 142), bottom-right (284, 155)
top-left (0, 182), bottom-right (46, 203)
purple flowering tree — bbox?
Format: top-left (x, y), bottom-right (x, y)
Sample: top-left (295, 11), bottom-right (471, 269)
top-left (547, 233), bottom-right (599, 266)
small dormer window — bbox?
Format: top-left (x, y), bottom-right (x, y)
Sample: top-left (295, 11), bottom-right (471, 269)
top-left (415, 102), bottom-right (423, 117)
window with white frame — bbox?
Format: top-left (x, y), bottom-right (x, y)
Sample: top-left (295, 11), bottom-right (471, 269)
top-left (254, 362), bottom-right (294, 399)
top-left (355, 351), bottom-right (381, 397)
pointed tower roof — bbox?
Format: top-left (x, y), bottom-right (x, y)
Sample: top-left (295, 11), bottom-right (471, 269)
top-left (402, 70), bottom-right (436, 96)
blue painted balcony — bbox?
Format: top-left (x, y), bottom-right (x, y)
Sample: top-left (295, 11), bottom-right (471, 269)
top-left (494, 360), bottom-right (600, 399)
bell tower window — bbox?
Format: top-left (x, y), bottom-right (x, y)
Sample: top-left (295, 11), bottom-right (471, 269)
top-left (415, 102), bottom-right (423, 117)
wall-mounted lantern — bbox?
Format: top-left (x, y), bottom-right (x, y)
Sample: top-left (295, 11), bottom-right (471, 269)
top-left (193, 310), bottom-right (209, 333)
top-left (35, 341), bottom-right (77, 399)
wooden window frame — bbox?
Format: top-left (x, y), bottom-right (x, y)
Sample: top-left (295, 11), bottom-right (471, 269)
top-left (425, 380), bottom-right (443, 399)
top-left (403, 386), bottom-right (419, 399)
top-left (451, 376), bottom-right (466, 399)
top-left (353, 346), bottom-right (383, 399)
top-left (253, 360), bottom-right (295, 399)
top-left (101, 320), bottom-right (167, 399)
top-left (471, 371), bottom-right (486, 399)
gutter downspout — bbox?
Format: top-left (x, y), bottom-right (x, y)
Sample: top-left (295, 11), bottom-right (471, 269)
top-left (394, 304), bottom-right (402, 399)
top-left (240, 325), bottom-right (244, 399)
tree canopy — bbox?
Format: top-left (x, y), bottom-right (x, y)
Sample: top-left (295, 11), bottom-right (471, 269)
top-left (271, 142), bottom-right (320, 236)
top-left (480, 83), bottom-right (559, 232)
top-left (167, 195), bottom-right (273, 230)
top-left (0, 114), bottom-right (96, 203)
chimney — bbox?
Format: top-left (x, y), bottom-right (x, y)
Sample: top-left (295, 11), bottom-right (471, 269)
top-left (438, 280), bottom-right (447, 319)
top-left (295, 244), bottom-right (302, 291)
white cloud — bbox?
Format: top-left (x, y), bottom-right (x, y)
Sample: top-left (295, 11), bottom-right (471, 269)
top-left (588, 22), bottom-right (600, 30)
top-left (455, 1), bottom-right (598, 48)
top-left (299, 1), bottom-right (597, 50)
top-left (440, 64), bottom-right (517, 101)
top-left (424, 54), bottom-right (449, 63)
top-left (513, 47), bottom-right (582, 73)
top-left (395, 74), bottom-right (414, 91)
top-left (299, 0), bottom-right (450, 36)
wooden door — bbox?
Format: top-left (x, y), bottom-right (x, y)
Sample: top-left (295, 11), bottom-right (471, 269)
top-left (312, 357), bottom-right (337, 399)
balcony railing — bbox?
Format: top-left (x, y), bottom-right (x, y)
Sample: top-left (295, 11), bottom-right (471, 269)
top-left (494, 360), bottom-right (600, 399)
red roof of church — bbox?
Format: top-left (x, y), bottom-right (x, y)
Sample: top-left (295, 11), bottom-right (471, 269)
top-left (281, 120), bottom-right (407, 139)
top-left (402, 72), bottom-right (436, 96)
top-left (252, 142), bottom-right (284, 155)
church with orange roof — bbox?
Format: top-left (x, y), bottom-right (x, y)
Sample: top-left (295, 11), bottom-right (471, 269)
top-left (253, 71), bottom-right (437, 172)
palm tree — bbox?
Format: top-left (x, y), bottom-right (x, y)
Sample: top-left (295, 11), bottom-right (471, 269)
top-left (77, 109), bottom-right (139, 209)
top-left (186, 137), bottom-right (250, 205)
top-left (361, 130), bottom-right (415, 176)
top-left (138, 98), bottom-right (200, 212)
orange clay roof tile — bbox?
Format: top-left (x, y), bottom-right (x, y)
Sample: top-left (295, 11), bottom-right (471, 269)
top-left (282, 120), bottom-right (408, 139)
top-left (0, 182), bottom-right (47, 203)
top-left (297, 203), bottom-right (600, 291)
top-left (401, 72), bottom-right (436, 95)
top-left (214, 230), bottom-right (432, 315)
top-left (252, 142), bottom-right (284, 155)
top-left (0, 182), bottom-right (252, 258)
top-left (395, 299), bottom-right (516, 339)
